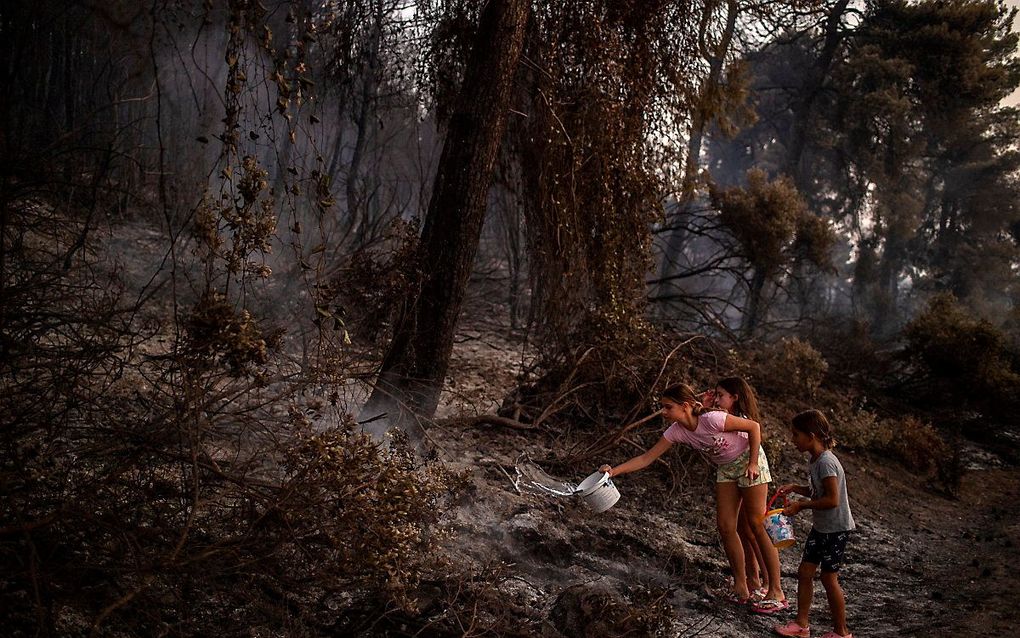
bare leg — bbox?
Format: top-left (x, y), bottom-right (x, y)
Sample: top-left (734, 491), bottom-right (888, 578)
top-left (737, 506), bottom-right (762, 590)
top-left (795, 561), bottom-right (815, 627)
top-left (751, 525), bottom-right (769, 589)
top-left (716, 481), bottom-right (748, 598)
top-left (739, 483), bottom-right (785, 601)
top-left (820, 571), bottom-right (850, 636)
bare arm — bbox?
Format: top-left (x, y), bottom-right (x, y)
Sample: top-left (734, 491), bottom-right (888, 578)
top-left (784, 476), bottom-right (840, 515)
top-left (599, 437), bottom-right (673, 478)
top-left (722, 413), bottom-right (761, 478)
top-left (722, 413), bottom-right (761, 460)
top-left (777, 483), bottom-right (811, 497)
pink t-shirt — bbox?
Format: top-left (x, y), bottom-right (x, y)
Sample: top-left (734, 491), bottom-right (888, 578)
top-left (662, 410), bottom-right (749, 465)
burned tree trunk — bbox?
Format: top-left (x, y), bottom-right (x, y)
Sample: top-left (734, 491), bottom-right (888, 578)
top-left (655, 0), bottom-right (739, 305)
top-left (361, 0), bottom-right (528, 434)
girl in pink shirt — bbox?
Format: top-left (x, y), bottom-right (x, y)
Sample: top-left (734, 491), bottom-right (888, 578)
top-left (600, 383), bottom-right (788, 611)
top-left (707, 376), bottom-right (771, 602)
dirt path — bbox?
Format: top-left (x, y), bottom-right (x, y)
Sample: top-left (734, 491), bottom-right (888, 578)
top-left (427, 322), bottom-right (1020, 637)
top-left (426, 419), bottom-right (1020, 637)
top-left (831, 456), bottom-right (1020, 637)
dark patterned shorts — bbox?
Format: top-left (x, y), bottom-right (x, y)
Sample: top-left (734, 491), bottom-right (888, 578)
top-left (802, 528), bottom-right (851, 572)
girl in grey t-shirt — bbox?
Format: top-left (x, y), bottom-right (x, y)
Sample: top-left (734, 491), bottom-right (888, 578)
top-left (773, 410), bottom-right (855, 638)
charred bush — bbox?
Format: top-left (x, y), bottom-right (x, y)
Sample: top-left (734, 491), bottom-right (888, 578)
top-left (825, 401), bottom-right (889, 452)
top-left (824, 398), bottom-right (959, 494)
top-left (500, 324), bottom-right (727, 436)
top-left (319, 218), bottom-right (420, 345)
top-left (809, 320), bottom-right (886, 385)
top-left (0, 192), bottom-right (459, 635)
top-left (903, 293), bottom-right (1020, 419)
top-left (184, 289), bottom-right (283, 374)
top-left (750, 337), bottom-right (829, 399)
top-left (549, 581), bottom-right (672, 638)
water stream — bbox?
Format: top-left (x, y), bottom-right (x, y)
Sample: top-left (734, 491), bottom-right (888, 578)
top-left (508, 453), bottom-right (580, 497)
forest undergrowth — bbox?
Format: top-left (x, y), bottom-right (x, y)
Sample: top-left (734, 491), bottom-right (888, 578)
top-left (411, 280), bottom-right (1020, 638)
top-left (3, 213), bottom-right (1019, 638)
top-left (4, 1), bottom-right (1020, 635)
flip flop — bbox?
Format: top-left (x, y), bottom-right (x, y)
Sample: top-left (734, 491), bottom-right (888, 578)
top-left (773, 620), bottom-right (810, 637)
top-left (750, 586), bottom-right (769, 601)
top-left (752, 598), bottom-right (790, 614)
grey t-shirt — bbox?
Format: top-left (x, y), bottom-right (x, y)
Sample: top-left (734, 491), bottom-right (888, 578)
top-left (809, 450), bottom-right (855, 533)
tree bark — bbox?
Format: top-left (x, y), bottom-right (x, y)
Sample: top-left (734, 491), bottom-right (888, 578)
top-left (360, 0), bottom-right (529, 435)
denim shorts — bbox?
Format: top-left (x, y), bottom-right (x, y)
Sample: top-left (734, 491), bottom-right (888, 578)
top-left (715, 446), bottom-right (772, 488)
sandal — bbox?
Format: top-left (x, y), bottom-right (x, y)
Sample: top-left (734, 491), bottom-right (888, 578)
top-left (750, 586), bottom-right (768, 601)
top-left (773, 620), bottom-right (810, 637)
top-left (752, 598), bottom-right (790, 614)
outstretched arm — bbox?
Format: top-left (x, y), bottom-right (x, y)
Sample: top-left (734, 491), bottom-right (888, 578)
top-left (599, 437), bottom-right (673, 478)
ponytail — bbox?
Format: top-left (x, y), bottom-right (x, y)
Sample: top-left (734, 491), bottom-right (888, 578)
top-left (661, 383), bottom-right (709, 416)
top-left (791, 409), bottom-right (836, 449)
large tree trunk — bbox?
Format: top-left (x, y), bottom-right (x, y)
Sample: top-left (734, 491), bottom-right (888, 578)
top-left (360, 0), bottom-right (528, 436)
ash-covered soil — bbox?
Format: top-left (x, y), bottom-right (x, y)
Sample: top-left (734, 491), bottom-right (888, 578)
top-left (105, 223), bottom-right (1020, 636)
top-left (424, 316), bottom-right (1020, 637)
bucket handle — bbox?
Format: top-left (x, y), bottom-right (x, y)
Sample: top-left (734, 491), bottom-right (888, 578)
top-left (574, 471), bottom-right (611, 495)
top-left (765, 491), bottom-right (788, 512)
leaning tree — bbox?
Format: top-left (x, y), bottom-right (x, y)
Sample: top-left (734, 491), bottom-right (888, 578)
top-left (360, 0), bottom-right (529, 434)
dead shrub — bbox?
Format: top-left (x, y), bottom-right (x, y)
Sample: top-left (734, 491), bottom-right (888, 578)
top-left (822, 399), bottom-right (959, 494)
top-left (825, 401), bottom-right (890, 451)
top-left (0, 199), bottom-right (457, 636)
top-left (548, 581), bottom-right (673, 638)
top-left (184, 289), bottom-right (282, 374)
top-left (319, 217), bottom-right (420, 345)
top-left (810, 320), bottom-right (884, 384)
top-left (878, 415), bottom-right (960, 495)
top-left (751, 337), bottom-right (829, 399)
top-left (903, 293), bottom-right (1020, 418)
top-left (888, 416), bottom-right (950, 473)
top-left (500, 323), bottom-right (732, 440)
top-left (281, 423), bottom-right (456, 613)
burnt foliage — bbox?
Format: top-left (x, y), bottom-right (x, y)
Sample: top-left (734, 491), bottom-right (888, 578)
top-left (0, 194), bottom-right (458, 635)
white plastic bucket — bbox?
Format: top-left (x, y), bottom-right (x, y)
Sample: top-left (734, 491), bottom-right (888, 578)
top-left (576, 471), bottom-right (620, 513)
top-left (760, 493), bottom-right (796, 549)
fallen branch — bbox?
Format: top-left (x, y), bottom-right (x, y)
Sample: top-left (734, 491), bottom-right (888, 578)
top-left (444, 415), bottom-right (538, 431)
top-left (532, 381), bottom-right (599, 429)
top-left (570, 410), bottom-right (662, 461)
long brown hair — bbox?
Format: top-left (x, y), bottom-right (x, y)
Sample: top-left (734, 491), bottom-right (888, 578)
top-left (716, 376), bottom-right (761, 423)
top-left (791, 409), bottom-right (836, 449)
